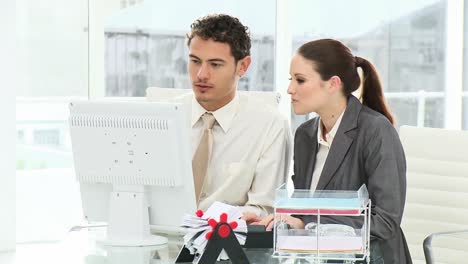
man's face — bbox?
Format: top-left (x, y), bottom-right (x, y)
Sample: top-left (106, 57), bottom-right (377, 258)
top-left (188, 36), bottom-right (250, 111)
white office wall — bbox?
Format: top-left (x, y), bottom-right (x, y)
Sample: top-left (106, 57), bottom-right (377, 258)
top-left (0, 0), bottom-right (16, 252)
top-left (444, 0), bottom-right (464, 129)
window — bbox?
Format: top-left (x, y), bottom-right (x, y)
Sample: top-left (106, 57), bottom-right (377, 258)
top-left (17, 130), bottom-right (25, 144)
top-left (16, 0), bottom-right (87, 242)
top-left (463, 1), bottom-right (468, 130)
top-left (17, 0), bottom-right (277, 242)
top-left (94, 0), bottom-right (276, 96)
top-left (33, 129), bottom-right (60, 146)
top-left (288, 0), bottom-right (458, 130)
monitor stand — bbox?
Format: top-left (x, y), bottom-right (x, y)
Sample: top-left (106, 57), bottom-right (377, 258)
top-left (102, 184), bottom-right (168, 246)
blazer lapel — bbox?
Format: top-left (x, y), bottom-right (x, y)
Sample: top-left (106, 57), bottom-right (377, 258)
top-left (316, 96), bottom-right (361, 190)
top-left (304, 118), bottom-right (319, 189)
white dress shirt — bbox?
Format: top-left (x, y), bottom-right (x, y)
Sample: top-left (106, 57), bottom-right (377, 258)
top-left (187, 93), bottom-right (291, 216)
top-left (310, 110), bottom-right (345, 191)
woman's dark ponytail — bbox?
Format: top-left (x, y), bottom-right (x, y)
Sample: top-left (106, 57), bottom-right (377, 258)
top-left (355, 56), bottom-right (395, 124)
top-left (298, 39), bottom-right (395, 125)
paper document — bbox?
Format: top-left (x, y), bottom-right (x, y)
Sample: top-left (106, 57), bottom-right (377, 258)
top-left (277, 236), bottom-right (363, 253)
top-left (276, 198), bottom-right (361, 209)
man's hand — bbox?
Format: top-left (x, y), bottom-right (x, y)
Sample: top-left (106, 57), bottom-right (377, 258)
top-left (241, 211), bottom-right (262, 224)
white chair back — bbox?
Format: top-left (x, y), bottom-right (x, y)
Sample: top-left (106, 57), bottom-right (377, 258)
top-left (145, 87), bottom-right (281, 108)
top-left (399, 125), bottom-right (468, 263)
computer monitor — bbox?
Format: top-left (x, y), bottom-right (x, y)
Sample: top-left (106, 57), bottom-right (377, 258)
top-left (68, 100), bottom-right (196, 246)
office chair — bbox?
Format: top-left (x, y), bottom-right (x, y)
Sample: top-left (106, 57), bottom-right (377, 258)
top-left (399, 126), bottom-right (468, 263)
top-left (423, 229), bottom-right (468, 264)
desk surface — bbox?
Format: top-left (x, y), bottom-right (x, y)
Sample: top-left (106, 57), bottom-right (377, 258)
top-left (5, 228), bottom-right (468, 263)
top-left (1, 227), bottom-right (322, 264)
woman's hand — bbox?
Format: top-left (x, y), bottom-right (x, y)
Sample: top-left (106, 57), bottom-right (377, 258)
top-left (251, 214), bottom-right (305, 231)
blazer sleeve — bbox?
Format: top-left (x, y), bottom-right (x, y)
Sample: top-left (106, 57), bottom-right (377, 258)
top-left (297, 117), bottom-right (407, 242)
top-left (363, 117), bottom-right (407, 241)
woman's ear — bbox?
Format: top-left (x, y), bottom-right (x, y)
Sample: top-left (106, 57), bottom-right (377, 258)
top-left (328, 75), bottom-right (342, 93)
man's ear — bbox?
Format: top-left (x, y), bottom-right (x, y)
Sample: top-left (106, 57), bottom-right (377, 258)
top-left (237, 56), bottom-right (251, 77)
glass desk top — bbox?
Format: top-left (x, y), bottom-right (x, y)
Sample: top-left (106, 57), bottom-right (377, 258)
top-left (4, 227), bottom-right (339, 264)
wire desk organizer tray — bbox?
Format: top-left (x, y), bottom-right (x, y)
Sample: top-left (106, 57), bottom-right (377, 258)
top-left (273, 184), bottom-right (371, 263)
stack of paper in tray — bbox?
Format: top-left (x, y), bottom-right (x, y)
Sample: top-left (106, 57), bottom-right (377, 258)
top-left (181, 201), bottom-right (248, 260)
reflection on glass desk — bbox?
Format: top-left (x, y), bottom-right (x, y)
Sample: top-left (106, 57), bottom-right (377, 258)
top-left (4, 227), bottom-right (366, 264)
top-left (6, 227), bottom-right (357, 264)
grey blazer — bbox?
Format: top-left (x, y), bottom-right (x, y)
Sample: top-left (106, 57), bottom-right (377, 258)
top-left (292, 96), bottom-right (412, 263)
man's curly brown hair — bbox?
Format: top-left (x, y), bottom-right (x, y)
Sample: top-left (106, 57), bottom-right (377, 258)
top-left (187, 14), bottom-right (251, 63)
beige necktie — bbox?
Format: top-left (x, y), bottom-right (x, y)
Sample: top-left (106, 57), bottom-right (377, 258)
top-left (192, 112), bottom-right (216, 203)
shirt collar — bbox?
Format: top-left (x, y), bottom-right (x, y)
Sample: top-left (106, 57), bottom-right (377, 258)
top-left (317, 108), bottom-right (346, 146)
top-left (191, 94), bottom-right (239, 133)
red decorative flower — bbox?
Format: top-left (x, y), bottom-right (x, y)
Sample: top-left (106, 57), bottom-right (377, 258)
top-left (195, 209), bottom-right (204, 218)
top-left (205, 213), bottom-right (238, 240)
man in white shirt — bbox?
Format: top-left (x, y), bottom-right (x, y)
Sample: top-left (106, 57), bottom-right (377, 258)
top-left (186, 14), bottom-right (291, 218)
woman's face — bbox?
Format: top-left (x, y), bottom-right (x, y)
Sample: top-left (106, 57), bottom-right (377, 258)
top-left (287, 54), bottom-right (330, 115)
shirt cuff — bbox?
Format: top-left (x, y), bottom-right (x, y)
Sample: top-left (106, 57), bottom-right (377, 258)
top-left (238, 205), bottom-right (267, 217)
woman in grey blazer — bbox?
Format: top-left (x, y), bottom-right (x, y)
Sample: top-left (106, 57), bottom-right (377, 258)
top-left (257, 39), bottom-right (412, 263)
